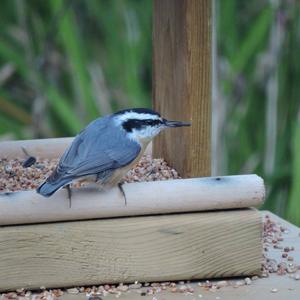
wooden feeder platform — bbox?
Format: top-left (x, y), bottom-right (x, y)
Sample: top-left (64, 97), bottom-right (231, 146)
top-left (0, 138), bottom-right (264, 291)
top-left (1, 0), bottom-right (297, 298)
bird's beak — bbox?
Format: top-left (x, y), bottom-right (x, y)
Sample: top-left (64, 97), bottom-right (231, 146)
top-left (163, 119), bottom-right (191, 128)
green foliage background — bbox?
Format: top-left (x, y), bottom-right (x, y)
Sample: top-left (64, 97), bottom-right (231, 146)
top-left (0, 0), bottom-right (299, 224)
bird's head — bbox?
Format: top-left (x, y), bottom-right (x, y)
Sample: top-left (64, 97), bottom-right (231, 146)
top-left (113, 108), bottom-right (191, 144)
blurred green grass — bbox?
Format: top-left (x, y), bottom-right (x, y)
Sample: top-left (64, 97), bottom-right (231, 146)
top-left (0, 0), bottom-right (152, 137)
top-left (0, 0), bottom-right (300, 225)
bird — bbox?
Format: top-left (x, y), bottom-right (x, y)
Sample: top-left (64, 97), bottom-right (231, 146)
top-left (36, 108), bottom-right (190, 204)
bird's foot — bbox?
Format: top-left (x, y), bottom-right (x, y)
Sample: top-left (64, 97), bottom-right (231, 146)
top-left (118, 182), bottom-right (127, 206)
top-left (65, 184), bottom-right (72, 208)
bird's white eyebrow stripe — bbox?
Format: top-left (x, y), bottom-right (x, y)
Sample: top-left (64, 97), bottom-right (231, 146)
top-left (115, 111), bottom-right (161, 123)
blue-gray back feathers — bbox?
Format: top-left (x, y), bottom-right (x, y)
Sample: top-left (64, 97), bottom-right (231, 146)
top-left (37, 115), bottom-right (141, 197)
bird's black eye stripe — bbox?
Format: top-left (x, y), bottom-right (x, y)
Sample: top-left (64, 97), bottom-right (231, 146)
top-left (122, 119), bottom-right (162, 132)
top-left (145, 119), bottom-right (161, 126)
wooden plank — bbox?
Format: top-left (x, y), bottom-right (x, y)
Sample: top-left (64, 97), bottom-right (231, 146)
top-left (0, 138), bottom-right (74, 159)
top-left (3, 211), bottom-right (296, 300)
top-left (0, 138), bottom-right (152, 159)
top-left (0, 209), bottom-right (262, 291)
top-left (153, 0), bottom-right (212, 178)
top-left (0, 175), bottom-right (265, 225)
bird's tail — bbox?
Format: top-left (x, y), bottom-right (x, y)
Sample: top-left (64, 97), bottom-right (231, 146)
top-left (36, 178), bottom-right (70, 197)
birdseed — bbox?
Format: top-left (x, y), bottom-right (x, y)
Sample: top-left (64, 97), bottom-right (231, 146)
top-left (0, 155), bottom-right (180, 192)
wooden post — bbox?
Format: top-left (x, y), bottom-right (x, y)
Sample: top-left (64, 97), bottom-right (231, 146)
top-left (153, 0), bottom-right (212, 178)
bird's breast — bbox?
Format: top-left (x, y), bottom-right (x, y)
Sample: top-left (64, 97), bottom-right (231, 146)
top-left (104, 142), bottom-right (148, 187)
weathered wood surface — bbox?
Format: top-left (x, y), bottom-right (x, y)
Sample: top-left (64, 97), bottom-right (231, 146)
top-left (0, 174), bottom-right (265, 225)
top-left (0, 137), bottom-right (74, 159)
top-left (0, 209), bottom-right (262, 291)
top-left (153, 0), bottom-right (212, 178)
top-left (57, 214), bottom-right (300, 300)
top-left (0, 138), bottom-right (152, 159)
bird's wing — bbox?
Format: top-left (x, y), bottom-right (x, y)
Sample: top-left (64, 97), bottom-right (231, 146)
top-left (48, 117), bottom-right (141, 183)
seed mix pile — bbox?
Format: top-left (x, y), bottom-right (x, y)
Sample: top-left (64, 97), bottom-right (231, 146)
top-left (0, 155), bottom-right (180, 192)
top-left (0, 156), bottom-right (300, 299)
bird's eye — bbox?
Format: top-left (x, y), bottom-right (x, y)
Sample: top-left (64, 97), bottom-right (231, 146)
top-left (145, 119), bottom-right (161, 126)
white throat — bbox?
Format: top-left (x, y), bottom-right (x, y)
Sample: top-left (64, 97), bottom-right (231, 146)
top-left (127, 127), bottom-right (162, 145)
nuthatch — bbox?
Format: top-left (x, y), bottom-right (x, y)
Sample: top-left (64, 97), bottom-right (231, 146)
top-left (37, 108), bottom-right (190, 202)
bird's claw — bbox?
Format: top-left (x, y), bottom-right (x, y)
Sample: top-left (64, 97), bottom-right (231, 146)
top-left (65, 184), bottom-right (72, 208)
top-left (118, 183), bottom-right (127, 206)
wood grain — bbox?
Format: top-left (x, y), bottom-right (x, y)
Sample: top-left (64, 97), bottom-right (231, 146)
top-left (0, 138), bottom-right (152, 159)
top-left (153, 0), bottom-right (212, 178)
top-left (0, 175), bottom-right (265, 225)
top-left (57, 212), bottom-right (300, 300)
top-left (0, 209), bottom-right (262, 291)
top-left (0, 138), bottom-right (74, 159)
